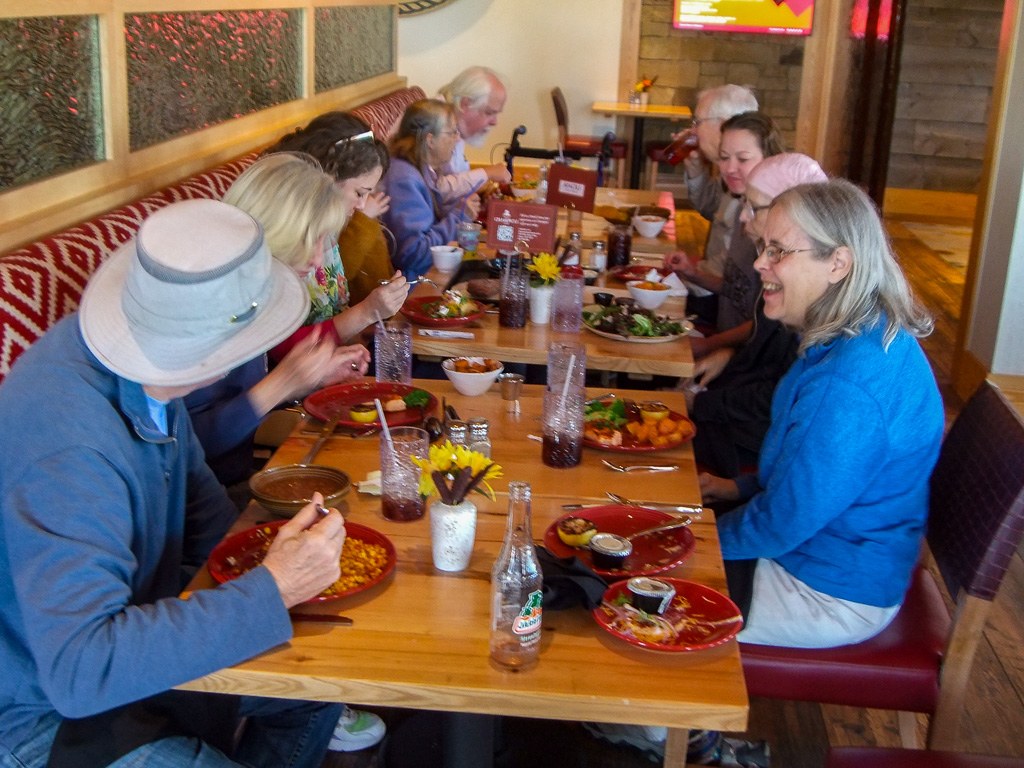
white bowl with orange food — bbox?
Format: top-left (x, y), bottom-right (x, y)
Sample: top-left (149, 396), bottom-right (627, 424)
top-left (632, 214), bottom-right (668, 239)
top-left (442, 357), bottom-right (505, 396)
top-left (626, 279), bottom-right (672, 310)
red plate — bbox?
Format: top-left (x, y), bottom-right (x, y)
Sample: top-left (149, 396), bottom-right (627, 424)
top-left (584, 410), bottom-right (696, 453)
top-left (400, 295), bottom-right (485, 328)
top-left (608, 265), bottom-right (672, 284)
top-left (593, 578), bottom-right (743, 652)
top-left (304, 382), bottom-right (437, 427)
top-left (544, 505), bottom-right (695, 578)
top-left (208, 520), bottom-right (396, 604)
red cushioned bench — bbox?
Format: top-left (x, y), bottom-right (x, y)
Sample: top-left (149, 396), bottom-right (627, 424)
top-left (0, 85), bottom-right (426, 385)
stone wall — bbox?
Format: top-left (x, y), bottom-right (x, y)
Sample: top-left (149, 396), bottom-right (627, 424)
top-left (637, 0), bottom-right (806, 154)
top-left (888, 0), bottom-right (1002, 192)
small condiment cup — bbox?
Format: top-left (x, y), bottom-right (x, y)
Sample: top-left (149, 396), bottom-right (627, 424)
top-left (498, 372), bottom-right (524, 414)
top-left (589, 533), bottom-right (632, 570)
top-left (627, 577), bottom-right (676, 615)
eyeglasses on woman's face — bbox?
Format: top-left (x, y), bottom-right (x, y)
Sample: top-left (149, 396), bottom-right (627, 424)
top-left (743, 200), bottom-right (771, 221)
top-left (755, 241), bottom-right (820, 265)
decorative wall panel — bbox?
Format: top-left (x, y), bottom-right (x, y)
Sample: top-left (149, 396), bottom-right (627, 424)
top-left (125, 10), bottom-right (302, 151)
top-left (315, 5), bottom-right (394, 93)
top-left (0, 16), bottom-right (103, 192)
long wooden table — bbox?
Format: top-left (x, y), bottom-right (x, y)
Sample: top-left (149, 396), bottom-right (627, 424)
top-left (593, 101), bottom-right (693, 189)
top-left (181, 380), bottom-right (748, 767)
top-left (412, 188), bottom-right (694, 378)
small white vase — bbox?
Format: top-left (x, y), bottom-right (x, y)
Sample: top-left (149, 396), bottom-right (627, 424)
top-left (429, 499), bottom-right (477, 572)
top-left (529, 284), bottom-right (554, 324)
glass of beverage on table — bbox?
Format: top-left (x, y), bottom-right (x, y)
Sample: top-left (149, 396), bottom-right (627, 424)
top-left (551, 266), bottom-right (584, 333)
top-left (541, 384), bottom-right (584, 469)
top-left (499, 252), bottom-right (529, 329)
top-left (607, 225), bottom-right (632, 268)
top-left (380, 426), bottom-right (428, 521)
top-left (374, 319), bottom-right (412, 385)
top-left (456, 221), bottom-right (483, 257)
top-left (547, 341), bottom-right (586, 392)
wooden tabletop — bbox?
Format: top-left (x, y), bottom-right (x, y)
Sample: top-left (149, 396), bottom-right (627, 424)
top-left (180, 380), bottom-right (748, 766)
top-left (592, 101), bottom-right (693, 121)
top-left (413, 188), bottom-right (694, 378)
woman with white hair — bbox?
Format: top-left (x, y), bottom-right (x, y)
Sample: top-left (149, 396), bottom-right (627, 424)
top-left (701, 178), bottom-right (944, 649)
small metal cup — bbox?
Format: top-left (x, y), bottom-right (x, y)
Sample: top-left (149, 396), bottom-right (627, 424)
top-left (498, 372), bottom-right (524, 414)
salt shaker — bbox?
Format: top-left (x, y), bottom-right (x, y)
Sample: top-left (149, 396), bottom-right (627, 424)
top-left (467, 417), bottom-right (491, 458)
top-left (590, 240), bottom-right (608, 271)
top-left (446, 420), bottom-right (468, 446)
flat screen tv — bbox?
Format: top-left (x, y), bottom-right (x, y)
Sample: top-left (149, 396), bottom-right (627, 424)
top-left (672, 0), bottom-right (814, 35)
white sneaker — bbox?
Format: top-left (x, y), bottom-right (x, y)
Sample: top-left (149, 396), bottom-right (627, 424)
top-left (583, 722), bottom-right (666, 760)
top-left (327, 706), bottom-right (386, 752)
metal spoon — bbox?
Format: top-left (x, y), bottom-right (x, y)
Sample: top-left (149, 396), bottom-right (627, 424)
top-left (626, 515), bottom-right (693, 541)
top-left (601, 459), bottom-right (679, 473)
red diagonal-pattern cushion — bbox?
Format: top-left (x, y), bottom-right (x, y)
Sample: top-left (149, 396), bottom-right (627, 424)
top-left (741, 566), bottom-right (950, 713)
top-left (0, 152), bottom-right (259, 383)
top-left (352, 86), bottom-right (426, 138)
top-left (828, 747), bottom-right (1024, 768)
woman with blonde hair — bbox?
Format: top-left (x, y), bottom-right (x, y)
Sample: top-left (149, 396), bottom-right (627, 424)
top-left (185, 154), bottom-right (407, 492)
top-left (380, 99), bottom-right (480, 279)
top-left (265, 111), bottom-right (395, 305)
top-left (701, 178), bottom-right (942, 650)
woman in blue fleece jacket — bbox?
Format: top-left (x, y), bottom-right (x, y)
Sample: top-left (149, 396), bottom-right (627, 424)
top-left (381, 99), bottom-right (480, 279)
top-left (701, 179), bottom-right (944, 649)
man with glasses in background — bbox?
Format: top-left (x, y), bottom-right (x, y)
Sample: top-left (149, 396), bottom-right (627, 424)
top-left (436, 66), bottom-right (513, 201)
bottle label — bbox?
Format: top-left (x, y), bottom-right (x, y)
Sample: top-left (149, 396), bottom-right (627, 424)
top-left (512, 590), bottom-right (543, 635)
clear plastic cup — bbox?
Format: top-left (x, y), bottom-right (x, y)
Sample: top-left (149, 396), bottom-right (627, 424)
top-left (374, 320), bottom-right (412, 385)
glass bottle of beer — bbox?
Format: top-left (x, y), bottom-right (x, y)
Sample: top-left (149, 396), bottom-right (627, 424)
top-left (489, 482), bottom-right (543, 669)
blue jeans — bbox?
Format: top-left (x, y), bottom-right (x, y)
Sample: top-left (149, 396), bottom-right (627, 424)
top-left (1, 698), bottom-right (342, 768)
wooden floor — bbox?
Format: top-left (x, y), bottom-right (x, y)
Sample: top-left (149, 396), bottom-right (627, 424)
top-left (322, 190), bottom-right (1024, 768)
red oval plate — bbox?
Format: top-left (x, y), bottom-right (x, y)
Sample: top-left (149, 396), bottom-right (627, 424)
top-left (593, 578), bottom-right (742, 652)
top-left (544, 506), bottom-right (695, 578)
top-left (584, 410), bottom-right (696, 453)
top-left (607, 265), bottom-right (672, 284)
top-left (400, 295), bottom-right (485, 328)
top-left (303, 382), bottom-right (437, 427)
top-left (207, 520), bottom-right (397, 604)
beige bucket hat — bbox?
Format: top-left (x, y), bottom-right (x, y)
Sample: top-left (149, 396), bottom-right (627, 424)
top-left (79, 198), bottom-right (308, 386)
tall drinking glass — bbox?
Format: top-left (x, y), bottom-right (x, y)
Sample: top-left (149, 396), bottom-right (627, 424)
top-left (547, 341), bottom-right (586, 392)
top-left (374, 320), bottom-right (412, 384)
top-left (541, 384), bottom-right (584, 469)
top-left (551, 268), bottom-right (584, 333)
top-left (499, 254), bottom-right (529, 329)
top-left (380, 427), bottom-right (428, 521)
top-left (456, 221), bottom-right (483, 257)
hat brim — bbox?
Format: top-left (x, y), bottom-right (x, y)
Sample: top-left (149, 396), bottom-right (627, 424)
top-left (79, 239), bottom-right (309, 387)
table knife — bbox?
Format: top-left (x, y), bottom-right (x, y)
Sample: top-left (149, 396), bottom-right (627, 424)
top-left (290, 613), bottom-right (354, 626)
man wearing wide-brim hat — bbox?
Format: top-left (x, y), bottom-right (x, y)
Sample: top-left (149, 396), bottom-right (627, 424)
top-left (0, 199), bottom-right (347, 768)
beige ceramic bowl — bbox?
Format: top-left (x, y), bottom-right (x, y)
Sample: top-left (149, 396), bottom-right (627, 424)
top-left (632, 214), bottom-right (668, 239)
top-left (627, 280), bottom-right (671, 311)
top-left (442, 357), bottom-right (505, 396)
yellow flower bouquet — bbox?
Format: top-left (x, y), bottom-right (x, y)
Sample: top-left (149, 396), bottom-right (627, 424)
top-left (412, 440), bottom-right (503, 506)
top-left (527, 252), bottom-right (562, 289)
top-left (634, 76), bottom-right (658, 93)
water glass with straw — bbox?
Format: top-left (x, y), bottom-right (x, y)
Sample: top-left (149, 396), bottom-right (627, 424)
top-left (376, 398), bottom-right (428, 521)
top-left (540, 356), bottom-right (584, 469)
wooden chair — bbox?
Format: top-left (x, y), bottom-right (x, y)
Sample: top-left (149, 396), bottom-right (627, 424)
top-left (827, 747), bottom-right (1024, 768)
top-left (740, 381), bottom-right (1024, 751)
top-left (550, 87), bottom-right (628, 188)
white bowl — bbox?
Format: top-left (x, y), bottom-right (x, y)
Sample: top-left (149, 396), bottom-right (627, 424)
top-left (430, 245), bottom-right (464, 273)
top-left (627, 280), bottom-right (671, 310)
top-left (510, 184), bottom-right (535, 199)
top-left (442, 357), bottom-right (505, 396)
top-left (633, 214), bottom-right (668, 239)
